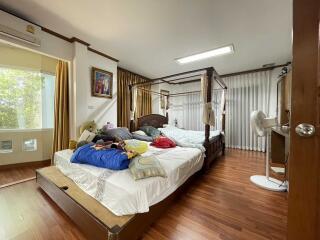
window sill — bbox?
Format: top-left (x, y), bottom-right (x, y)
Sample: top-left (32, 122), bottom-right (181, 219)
top-left (0, 128), bottom-right (53, 133)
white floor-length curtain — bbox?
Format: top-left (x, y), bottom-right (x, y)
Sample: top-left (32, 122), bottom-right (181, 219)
top-left (224, 70), bottom-right (272, 152)
top-left (182, 93), bottom-right (203, 130)
top-left (169, 90), bottom-right (223, 131)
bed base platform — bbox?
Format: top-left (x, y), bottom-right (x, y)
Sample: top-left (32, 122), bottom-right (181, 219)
top-left (36, 166), bottom-right (200, 240)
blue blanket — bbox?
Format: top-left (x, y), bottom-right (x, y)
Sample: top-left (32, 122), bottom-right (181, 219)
top-left (71, 143), bottom-right (129, 170)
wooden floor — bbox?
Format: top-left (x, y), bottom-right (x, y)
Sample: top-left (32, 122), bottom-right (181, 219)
top-left (0, 149), bottom-right (287, 240)
top-left (0, 161), bottom-right (50, 188)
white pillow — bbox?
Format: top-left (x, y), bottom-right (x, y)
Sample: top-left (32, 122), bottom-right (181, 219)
top-left (133, 130), bottom-right (147, 136)
top-left (78, 129), bottom-right (96, 142)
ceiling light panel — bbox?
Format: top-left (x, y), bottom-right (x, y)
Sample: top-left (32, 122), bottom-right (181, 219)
top-left (176, 45), bottom-right (234, 64)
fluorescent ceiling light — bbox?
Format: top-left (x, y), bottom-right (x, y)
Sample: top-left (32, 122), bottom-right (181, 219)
top-left (176, 45), bottom-right (234, 64)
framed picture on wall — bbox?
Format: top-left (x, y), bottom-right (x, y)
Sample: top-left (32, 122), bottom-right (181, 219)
top-left (160, 89), bottom-right (169, 109)
top-left (91, 67), bottom-right (113, 98)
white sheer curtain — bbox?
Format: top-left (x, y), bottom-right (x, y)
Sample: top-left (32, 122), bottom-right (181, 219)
top-left (224, 70), bottom-right (272, 152)
top-left (169, 90), bottom-right (223, 131)
top-left (182, 93), bottom-right (203, 130)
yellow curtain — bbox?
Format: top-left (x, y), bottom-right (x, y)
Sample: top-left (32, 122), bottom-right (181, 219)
top-left (52, 60), bottom-right (69, 158)
top-left (136, 85), bottom-right (152, 118)
top-left (117, 68), bottom-right (152, 128)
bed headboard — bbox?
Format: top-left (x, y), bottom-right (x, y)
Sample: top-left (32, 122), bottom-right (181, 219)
top-left (137, 114), bottom-right (168, 129)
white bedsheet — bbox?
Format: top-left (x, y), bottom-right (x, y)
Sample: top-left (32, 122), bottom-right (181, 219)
top-left (159, 126), bottom-right (221, 152)
top-left (54, 144), bottom-right (204, 216)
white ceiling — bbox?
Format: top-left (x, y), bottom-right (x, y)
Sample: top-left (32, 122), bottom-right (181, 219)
top-left (0, 0), bottom-right (292, 78)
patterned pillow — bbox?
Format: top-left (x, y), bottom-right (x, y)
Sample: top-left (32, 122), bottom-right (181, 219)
top-left (129, 156), bottom-right (166, 180)
top-left (139, 126), bottom-right (161, 138)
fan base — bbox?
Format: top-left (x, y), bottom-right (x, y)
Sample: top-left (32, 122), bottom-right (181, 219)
top-left (250, 175), bottom-right (287, 192)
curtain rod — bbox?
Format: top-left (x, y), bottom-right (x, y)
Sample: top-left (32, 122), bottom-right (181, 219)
top-left (167, 63), bottom-right (291, 88)
top-left (220, 62), bottom-right (291, 78)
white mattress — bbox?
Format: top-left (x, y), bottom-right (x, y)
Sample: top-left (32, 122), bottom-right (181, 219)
top-left (54, 144), bottom-right (204, 216)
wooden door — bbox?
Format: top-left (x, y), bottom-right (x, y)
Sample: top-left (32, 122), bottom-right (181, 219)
top-left (287, 0), bottom-right (320, 239)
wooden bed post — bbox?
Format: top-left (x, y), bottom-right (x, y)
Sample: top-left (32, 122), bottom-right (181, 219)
top-left (129, 84), bottom-right (134, 132)
top-left (205, 68), bottom-right (213, 144)
top-left (221, 89), bottom-right (226, 155)
top-left (166, 94), bottom-right (169, 119)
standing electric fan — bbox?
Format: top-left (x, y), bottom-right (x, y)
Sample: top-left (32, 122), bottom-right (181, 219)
top-left (250, 110), bottom-right (287, 192)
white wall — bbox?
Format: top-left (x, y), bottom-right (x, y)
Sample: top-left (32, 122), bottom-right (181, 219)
top-left (0, 44), bottom-right (58, 74)
top-left (73, 43), bottom-right (117, 137)
top-left (0, 129), bottom-right (53, 165)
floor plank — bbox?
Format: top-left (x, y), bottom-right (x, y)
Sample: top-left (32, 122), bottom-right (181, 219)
top-left (0, 149), bottom-right (287, 240)
top-left (0, 162), bottom-right (50, 187)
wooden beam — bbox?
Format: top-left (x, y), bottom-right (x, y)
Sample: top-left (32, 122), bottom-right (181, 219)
top-left (152, 67), bottom-right (214, 81)
top-left (205, 68), bottom-right (213, 143)
top-left (169, 88), bottom-right (223, 97)
top-left (136, 87), bottom-right (167, 96)
top-left (88, 47), bottom-right (119, 62)
top-left (41, 27), bottom-right (71, 42)
top-left (70, 37), bottom-right (90, 46)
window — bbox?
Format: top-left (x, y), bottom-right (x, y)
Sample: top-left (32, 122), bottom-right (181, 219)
top-left (0, 67), bottom-right (55, 129)
top-left (23, 139), bottom-right (37, 151)
top-left (0, 140), bottom-right (13, 153)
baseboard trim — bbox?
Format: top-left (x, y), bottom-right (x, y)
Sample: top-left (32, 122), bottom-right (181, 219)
top-left (0, 159), bottom-right (51, 170)
top-left (0, 177), bottom-right (36, 189)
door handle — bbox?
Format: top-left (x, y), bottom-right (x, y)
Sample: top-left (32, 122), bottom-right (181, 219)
top-left (295, 123), bottom-right (316, 137)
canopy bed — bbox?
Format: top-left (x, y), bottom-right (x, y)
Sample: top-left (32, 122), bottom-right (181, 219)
top-left (130, 66), bottom-right (227, 169)
top-left (36, 66), bottom-right (227, 240)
